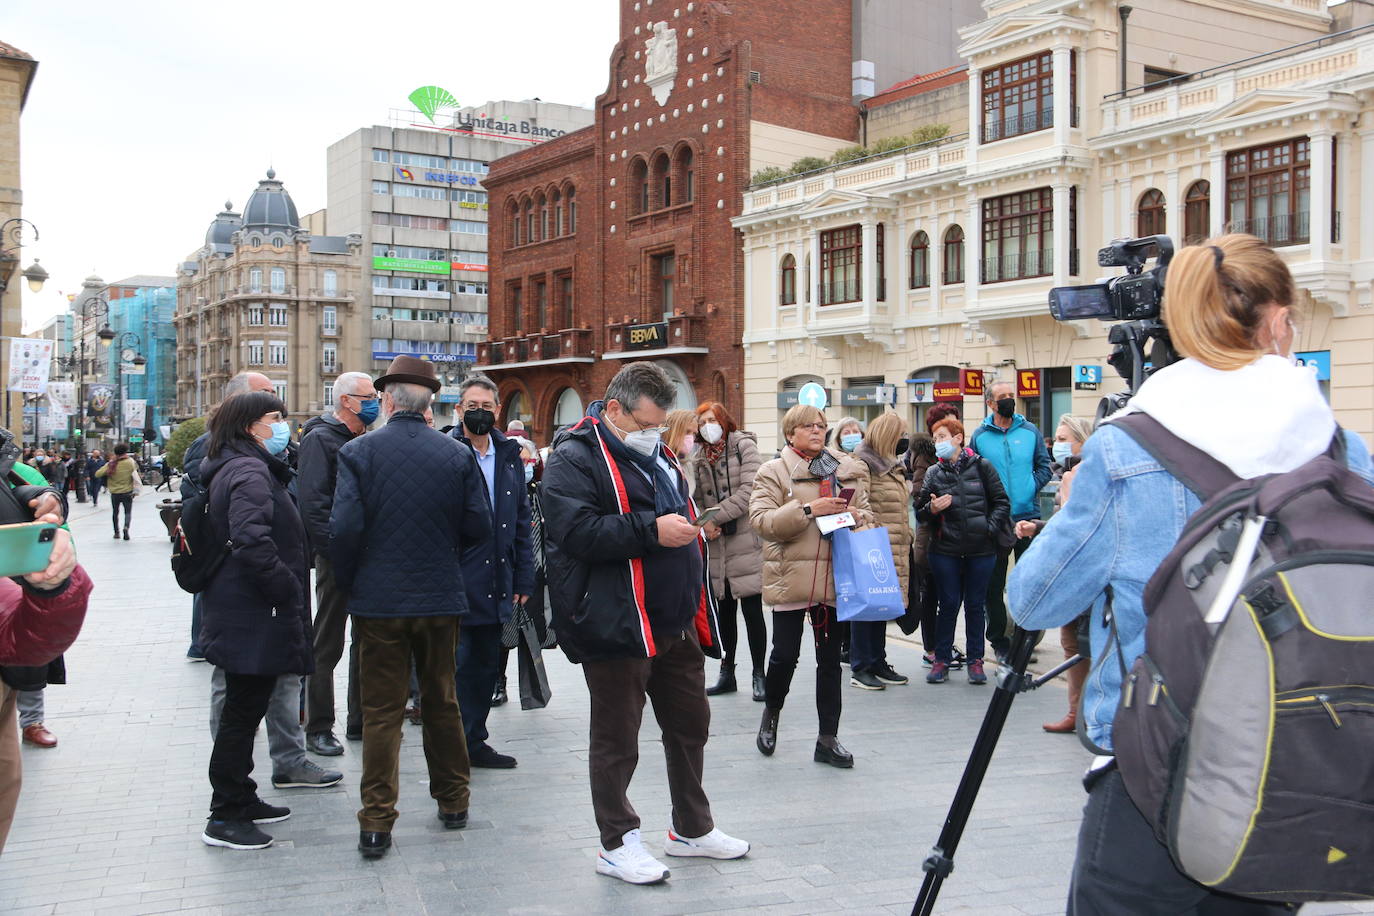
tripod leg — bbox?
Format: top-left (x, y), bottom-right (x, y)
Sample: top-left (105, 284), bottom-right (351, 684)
top-left (913, 626), bottom-right (1040, 916)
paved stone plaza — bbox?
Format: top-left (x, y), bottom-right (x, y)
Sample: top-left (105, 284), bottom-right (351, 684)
top-left (1, 501), bottom-right (1369, 916)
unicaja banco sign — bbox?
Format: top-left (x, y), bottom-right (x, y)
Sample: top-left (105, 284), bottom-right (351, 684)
top-left (407, 85), bottom-right (567, 140)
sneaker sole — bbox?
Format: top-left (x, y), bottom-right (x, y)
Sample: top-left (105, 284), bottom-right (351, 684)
top-left (202, 832), bottom-right (273, 850)
top-left (272, 776), bottom-right (343, 789)
top-left (250, 811), bottom-right (292, 824)
top-left (664, 841), bottom-right (750, 860)
top-left (848, 678), bottom-right (885, 690)
top-left (596, 858), bottom-right (670, 884)
top-left (874, 676), bottom-right (909, 685)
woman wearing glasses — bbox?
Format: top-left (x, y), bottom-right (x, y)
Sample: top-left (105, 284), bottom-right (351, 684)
top-left (749, 404), bottom-right (872, 768)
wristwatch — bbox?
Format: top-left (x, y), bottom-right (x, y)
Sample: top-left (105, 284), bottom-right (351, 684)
top-left (802, 503), bottom-right (813, 518)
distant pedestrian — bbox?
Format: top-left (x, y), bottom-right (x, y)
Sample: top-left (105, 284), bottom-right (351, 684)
top-left (95, 443), bottom-right (139, 540)
top-left (84, 450), bottom-right (104, 507)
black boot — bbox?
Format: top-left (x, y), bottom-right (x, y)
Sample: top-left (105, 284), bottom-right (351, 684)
top-left (706, 663), bottom-right (737, 696)
top-left (756, 708), bottom-right (779, 756)
top-left (814, 735), bottom-right (854, 768)
top-left (752, 670), bottom-right (766, 702)
top-left (491, 676), bottom-right (508, 707)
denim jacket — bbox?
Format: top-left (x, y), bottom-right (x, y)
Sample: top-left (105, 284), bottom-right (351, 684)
top-left (1008, 424), bottom-right (1374, 752)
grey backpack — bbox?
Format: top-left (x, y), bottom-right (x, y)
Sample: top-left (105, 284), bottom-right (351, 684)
top-left (1109, 412), bottom-right (1374, 904)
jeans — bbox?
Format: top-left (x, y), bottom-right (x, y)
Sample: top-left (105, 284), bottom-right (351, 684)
top-left (985, 535), bottom-right (1031, 655)
top-left (716, 585), bottom-right (767, 673)
top-left (1069, 768), bottom-right (1291, 915)
top-left (87, 477), bottom-right (101, 507)
top-left (208, 672), bottom-right (276, 821)
top-left (110, 492), bottom-right (133, 534)
top-left (306, 554), bottom-right (362, 736)
top-left (16, 689), bottom-right (42, 727)
top-left (917, 569), bottom-right (939, 651)
top-left (210, 668), bottom-right (308, 775)
top-left (849, 621), bottom-right (889, 674)
top-left (454, 622), bottom-right (503, 750)
top-left (189, 593), bottom-right (204, 657)
top-left (763, 606), bottom-right (843, 736)
top-left (929, 552), bottom-right (997, 664)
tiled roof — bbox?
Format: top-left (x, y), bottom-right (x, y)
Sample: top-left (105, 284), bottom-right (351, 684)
top-left (868, 64), bottom-right (967, 103)
top-left (0, 40), bottom-right (34, 61)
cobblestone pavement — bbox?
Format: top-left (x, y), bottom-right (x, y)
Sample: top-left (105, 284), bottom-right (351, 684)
top-left (1, 500), bottom-right (1368, 915)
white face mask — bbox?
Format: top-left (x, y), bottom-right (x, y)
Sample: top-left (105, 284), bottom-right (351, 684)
top-left (624, 428), bottom-right (661, 457)
top-left (700, 422), bottom-right (723, 444)
top-left (1271, 313), bottom-right (1298, 365)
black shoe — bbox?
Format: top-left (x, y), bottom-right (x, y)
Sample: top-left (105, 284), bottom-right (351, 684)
top-left (345, 724), bottom-right (362, 741)
top-left (112, 531), bottom-right (119, 539)
top-left (491, 676), bottom-right (508, 707)
top-left (123, 529), bottom-right (129, 540)
top-left (839, 646), bottom-right (850, 666)
top-left (359, 831), bottom-right (391, 859)
top-left (469, 743), bottom-right (518, 769)
top-left (873, 663), bottom-right (909, 686)
top-left (752, 671), bottom-right (766, 702)
top-left (706, 664), bottom-right (737, 696)
top-left (307, 732), bottom-right (344, 757)
top-left (242, 800), bottom-right (291, 824)
top-left (814, 737), bottom-right (854, 769)
top-left (849, 670), bottom-right (886, 691)
top-left (203, 819), bottom-right (273, 850)
top-left (437, 810), bottom-right (469, 830)
top-left (756, 708), bottom-right (779, 757)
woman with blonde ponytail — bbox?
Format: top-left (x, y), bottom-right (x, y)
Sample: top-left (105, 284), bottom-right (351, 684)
top-left (1006, 234), bottom-right (1374, 913)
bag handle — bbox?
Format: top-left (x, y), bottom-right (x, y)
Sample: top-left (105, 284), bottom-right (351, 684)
top-left (1111, 413), bottom-right (1240, 500)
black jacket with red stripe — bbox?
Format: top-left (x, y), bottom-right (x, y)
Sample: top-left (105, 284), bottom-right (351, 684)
top-left (542, 416), bottom-right (720, 664)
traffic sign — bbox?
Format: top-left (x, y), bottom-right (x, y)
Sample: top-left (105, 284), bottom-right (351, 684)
top-left (797, 382), bottom-right (828, 410)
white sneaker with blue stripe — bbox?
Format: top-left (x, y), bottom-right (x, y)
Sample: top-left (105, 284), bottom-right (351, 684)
top-left (663, 826), bottom-right (750, 860)
top-left (596, 829), bottom-right (671, 884)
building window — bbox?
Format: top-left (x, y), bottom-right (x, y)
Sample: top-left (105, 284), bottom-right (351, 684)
top-left (372, 180), bottom-right (390, 195)
top-left (982, 50), bottom-right (1060, 143)
top-left (270, 268), bottom-right (286, 294)
top-left (535, 279), bottom-right (548, 330)
top-left (653, 152), bottom-right (671, 208)
top-left (943, 225), bottom-right (965, 285)
top-left (273, 382), bottom-right (287, 405)
top-left (678, 147), bottom-right (695, 202)
top-left (558, 274), bottom-right (574, 329)
top-left (322, 343), bottom-right (337, 373)
top-left (552, 190), bottom-right (564, 236)
top-left (323, 270), bottom-right (338, 297)
top-left (631, 159), bottom-right (649, 215)
top-left (509, 284), bottom-right (523, 334)
top-left (248, 305), bottom-right (264, 326)
top-left (322, 305), bottom-right (337, 334)
top-left (269, 342), bottom-right (287, 365)
top-left (537, 192), bottom-right (548, 241)
top-left (272, 237), bottom-right (285, 249)
top-left (1184, 180), bottom-right (1211, 245)
top-left (820, 225), bottom-right (862, 305)
top-left (523, 199), bottom-right (536, 243)
top-left (655, 252), bottom-right (676, 320)
top-left (269, 306), bottom-right (288, 326)
top-left (1137, 189), bottom-right (1166, 238)
top-left (247, 341), bottom-right (264, 365)
top-left (249, 268), bottom-right (262, 292)
top-left (567, 186), bottom-right (577, 233)
top-left (372, 149), bottom-right (389, 162)
top-left (1227, 139), bottom-right (1311, 246)
top-left (876, 223), bottom-right (886, 301)
top-left (779, 254), bottom-right (797, 305)
top-left (981, 189), bottom-right (1054, 283)
top-left (324, 383), bottom-right (334, 406)
top-left (909, 231), bottom-right (930, 289)
top-left (508, 201), bottom-right (521, 247)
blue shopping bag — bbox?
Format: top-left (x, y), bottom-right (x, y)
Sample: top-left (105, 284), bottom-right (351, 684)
top-left (830, 525), bottom-right (905, 622)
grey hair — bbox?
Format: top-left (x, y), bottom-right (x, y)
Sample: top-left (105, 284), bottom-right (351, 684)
top-left (225, 371), bottom-right (263, 398)
top-left (1057, 414), bottom-right (1095, 445)
top-left (986, 378), bottom-right (1016, 403)
top-left (459, 374), bottom-right (500, 405)
top-left (835, 416), bottom-right (865, 435)
top-left (605, 361), bottom-right (675, 411)
top-left (386, 382), bottom-right (433, 414)
top-left (332, 372), bottom-right (373, 409)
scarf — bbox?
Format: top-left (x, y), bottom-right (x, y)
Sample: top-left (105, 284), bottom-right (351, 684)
top-left (704, 435), bottom-right (728, 467)
top-left (797, 447), bottom-right (840, 480)
top-left (587, 400), bottom-right (687, 517)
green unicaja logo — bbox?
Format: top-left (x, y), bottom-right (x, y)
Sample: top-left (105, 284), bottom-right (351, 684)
top-left (409, 86), bottom-right (459, 124)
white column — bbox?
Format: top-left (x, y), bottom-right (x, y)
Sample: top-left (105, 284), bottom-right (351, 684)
top-left (1360, 129), bottom-right (1374, 261)
top-left (1053, 46), bottom-right (1072, 148)
top-left (1101, 177), bottom-right (1117, 247)
top-left (769, 242), bottom-right (780, 323)
top-left (1209, 150), bottom-right (1226, 238)
top-left (1165, 169), bottom-right (1180, 241)
top-left (744, 243), bottom-right (755, 336)
top-left (1308, 129), bottom-right (1333, 261)
top-left (896, 216), bottom-right (908, 313)
top-left (929, 214), bottom-right (943, 314)
top-left (1052, 182), bottom-right (1072, 286)
top-left (862, 219), bottom-right (878, 312)
top-left (811, 231), bottom-right (823, 322)
top-left (1120, 180), bottom-right (1135, 238)
top-left (967, 68), bottom-right (982, 167)
top-left (965, 196), bottom-right (981, 309)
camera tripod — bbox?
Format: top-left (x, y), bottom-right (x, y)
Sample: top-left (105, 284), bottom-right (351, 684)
top-left (912, 627), bottom-right (1084, 915)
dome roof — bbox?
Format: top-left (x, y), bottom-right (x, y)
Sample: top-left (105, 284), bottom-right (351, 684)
top-left (241, 169), bottom-right (300, 234)
top-left (205, 201), bottom-right (241, 246)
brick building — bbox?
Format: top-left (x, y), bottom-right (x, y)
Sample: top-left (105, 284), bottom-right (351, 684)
top-left (475, 0), bottom-right (982, 439)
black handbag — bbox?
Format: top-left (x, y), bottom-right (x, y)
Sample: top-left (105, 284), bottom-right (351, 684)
top-left (515, 612), bottom-right (553, 710)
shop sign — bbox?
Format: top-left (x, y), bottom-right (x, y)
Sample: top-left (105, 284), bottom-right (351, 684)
top-left (371, 351), bottom-right (465, 363)
top-left (1017, 369), bottom-right (1042, 399)
top-left (906, 378), bottom-right (934, 403)
top-left (841, 385), bottom-right (897, 406)
top-left (373, 256), bottom-right (449, 275)
top-left (451, 261), bottom-right (489, 272)
top-left (437, 385), bottom-right (463, 404)
top-left (933, 382), bottom-right (963, 402)
top-left (623, 321), bottom-right (667, 351)
top-left (1073, 364), bottom-right (1103, 391)
top-left (960, 369), bottom-right (984, 398)
top-left (777, 385), bottom-right (831, 409)
top-left (1295, 350), bottom-right (1330, 381)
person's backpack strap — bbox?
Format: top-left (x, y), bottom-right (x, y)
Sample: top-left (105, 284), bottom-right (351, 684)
top-left (1111, 412), bottom-right (1240, 500)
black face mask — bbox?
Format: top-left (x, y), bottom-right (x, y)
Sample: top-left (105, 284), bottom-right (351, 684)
top-left (895, 436), bottom-right (910, 456)
top-left (996, 398), bottom-right (1016, 419)
top-left (463, 408), bottom-right (496, 437)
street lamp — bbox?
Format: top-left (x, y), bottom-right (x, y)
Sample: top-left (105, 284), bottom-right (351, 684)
top-left (71, 294), bottom-right (112, 455)
top-left (0, 218), bottom-right (46, 294)
top-left (112, 330), bottom-right (145, 444)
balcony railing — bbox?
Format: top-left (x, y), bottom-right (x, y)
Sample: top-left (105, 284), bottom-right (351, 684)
top-left (980, 249), bottom-right (1054, 283)
top-left (981, 108), bottom-right (1078, 143)
top-left (1226, 212), bottom-right (1311, 248)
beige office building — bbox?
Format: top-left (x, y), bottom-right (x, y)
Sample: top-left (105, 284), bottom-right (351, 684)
top-left (1, 40), bottom-right (37, 434)
top-left (736, 0), bottom-right (1374, 453)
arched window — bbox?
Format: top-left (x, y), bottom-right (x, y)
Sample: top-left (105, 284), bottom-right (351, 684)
top-left (677, 146), bottom-right (695, 202)
top-left (536, 192), bottom-right (548, 241)
top-left (943, 225), bottom-right (965, 285)
top-left (523, 198), bottom-right (535, 244)
top-left (553, 387), bottom-right (583, 430)
top-left (1184, 180), bottom-right (1210, 244)
top-left (779, 254), bottom-right (797, 305)
top-left (1137, 188), bottom-right (1166, 238)
top-left (630, 159), bottom-right (649, 215)
top-left (909, 231), bottom-right (930, 289)
top-left (508, 200), bottom-right (521, 247)
top-left (552, 189), bottom-right (564, 237)
top-left (566, 185), bottom-right (577, 233)
top-left (652, 152), bottom-right (671, 209)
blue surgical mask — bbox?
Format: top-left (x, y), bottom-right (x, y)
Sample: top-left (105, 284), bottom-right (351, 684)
top-left (840, 432), bottom-right (862, 452)
top-left (262, 420), bottom-right (291, 456)
top-left (523, 464), bottom-right (535, 484)
top-left (356, 398), bottom-right (380, 426)
top-left (1052, 441), bottom-right (1074, 464)
top-left (935, 440), bottom-right (957, 460)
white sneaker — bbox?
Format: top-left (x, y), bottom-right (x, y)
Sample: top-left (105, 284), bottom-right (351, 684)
top-left (596, 829), bottom-right (671, 884)
top-left (663, 826), bottom-right (750, 860)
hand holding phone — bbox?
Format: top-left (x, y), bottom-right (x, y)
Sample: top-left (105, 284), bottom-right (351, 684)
top-left (838, 487), bottom-right (856, 506)
top-left (0, 522), bottom-right (60, 579)
top-left (693, 506), bottom-right (723, 527)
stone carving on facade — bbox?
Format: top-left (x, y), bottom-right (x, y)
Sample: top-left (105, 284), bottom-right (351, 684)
top-left (644, 21), bottom-right (678, 106)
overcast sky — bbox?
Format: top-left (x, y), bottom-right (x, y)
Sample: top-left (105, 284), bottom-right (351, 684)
top-left (4, 0), bottom-right (617, 332)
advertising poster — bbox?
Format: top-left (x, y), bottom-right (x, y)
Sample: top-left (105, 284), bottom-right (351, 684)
top-left (7, 339), bottom-right (54, 393)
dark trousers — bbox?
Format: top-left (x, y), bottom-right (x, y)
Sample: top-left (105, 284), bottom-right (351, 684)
top-left (110, 492), bottom-right (133, 534)
top-left (307, 554), bottom-right (362, 736)
top-left (929, 552), bottom-right (997, 663)
top-left (917, 569), bottom-right (939, 651)
top-left (849, 620), bottom-right (889, 674)
top-left (1070, 769), bottom-right (1291, 915)
top-left (207, 672), bottom-right (276, 820)
top-left (716, 584), bottom-right (766, 673)
top-left (581, 629), bottom-right (714, 850)
top-left (764, 607), bottom-right (843, 736)
top-left (985, 535), bottom-right (1031, 655)
top-left (454, 622), bottom-right (503, 749)
top-left (189, 592), bottom-right (203, 655)
top-left (355, 615), bottom-right (470, 833)
top-left (87, 477), bottom-right (101, 507)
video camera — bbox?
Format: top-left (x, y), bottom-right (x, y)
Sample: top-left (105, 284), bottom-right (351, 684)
top-left (0, 428), bottom-right (62, 524)
top-left (1048, 235), bottom-right (1180, 420)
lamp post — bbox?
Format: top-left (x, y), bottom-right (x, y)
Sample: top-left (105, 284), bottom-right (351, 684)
top-left (71, 294), bottom-right (116, 456)
top-left (109, 330), bottom-right (145, 444)
top-left (0, 217), bottom-right (49, 436)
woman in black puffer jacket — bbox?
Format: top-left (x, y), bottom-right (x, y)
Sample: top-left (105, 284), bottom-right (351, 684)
top-left (916, 416), bottom-right (1008, 686)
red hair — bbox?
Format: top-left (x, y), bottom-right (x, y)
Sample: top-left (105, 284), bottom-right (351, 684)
top-left (695, 401), bottom-right (737, 435)
top-left (931, 417), bottom-right (965, 441)
top-left (925, 403), bottom-right (961, 434)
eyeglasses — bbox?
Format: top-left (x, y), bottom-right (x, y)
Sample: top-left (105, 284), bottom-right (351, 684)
top-left (625, 409), bottom-right (668, 436)
top-left (795, 422), bottom-right (827, 431)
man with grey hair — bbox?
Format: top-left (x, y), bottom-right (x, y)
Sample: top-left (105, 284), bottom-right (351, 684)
top-left (298, 371), bottom-right (378, 755)
top-left (542, 361), bottom-right (747, 886)
top-left (331, 355), bottom-right (489, 860)
top-left (181, 371), bottom-right (343, 791)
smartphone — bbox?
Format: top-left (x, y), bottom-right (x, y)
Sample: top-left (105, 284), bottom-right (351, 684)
top-left (838, 487), bottom-right (856, 505)
top-left (0, 522), bottom-right (58, 579)
top-left (693, 506), bottom-right (723, 527)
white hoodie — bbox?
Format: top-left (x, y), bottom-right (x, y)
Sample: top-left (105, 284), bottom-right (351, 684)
top-left (1119, 354), bottom-right (1335, 480)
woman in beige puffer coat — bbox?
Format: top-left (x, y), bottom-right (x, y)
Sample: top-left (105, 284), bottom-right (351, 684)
top-left (749, 405), bottom-right (873, 769)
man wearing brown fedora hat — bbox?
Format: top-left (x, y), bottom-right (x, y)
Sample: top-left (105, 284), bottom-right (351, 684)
top-left (330, 355), bottom-right (491, 860)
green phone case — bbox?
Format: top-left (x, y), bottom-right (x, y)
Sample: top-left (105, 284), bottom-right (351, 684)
top-left (0, 522), bottom-right (59, 579)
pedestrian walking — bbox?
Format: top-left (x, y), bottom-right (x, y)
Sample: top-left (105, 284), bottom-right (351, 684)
top-left (330, 355), bottom-right (490, 860)
top-left (197, 391), bottom-right (315, 851)
top-left (917, 416), bottom-right (1009, 685)
top-left (95, 443), bottom-right (139, 540)
top-left (84, 450), bottom-right (104, 508)
top-left (748, 403), bottom-right (873, 768)
top-left (542, 362), bottom-right (748, 885)
top-left (692, 401), bottom-right (767, 701)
